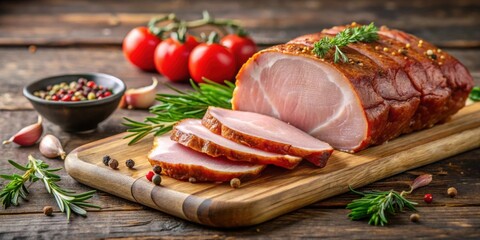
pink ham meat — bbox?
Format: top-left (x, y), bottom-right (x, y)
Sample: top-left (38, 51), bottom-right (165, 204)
top-left (232, 25), bottom-right (473, 152)
top-left (148, 135), bottom-right (265, 182)
top-left (202, 107), bottom-right (333, 167)
top-left (171, 119), bottom-right (302, 169)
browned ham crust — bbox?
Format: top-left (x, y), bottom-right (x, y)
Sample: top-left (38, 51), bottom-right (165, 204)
top-left (233, 24), bottom-right (473, 152)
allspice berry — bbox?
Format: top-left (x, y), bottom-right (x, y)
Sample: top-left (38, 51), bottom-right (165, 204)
top-left (230, 178), bottom-right (241, 188)
top-left (108, 159), bottom-right (119, 169)
top-left (447, 187), bottom-right (457, 198)
top-left (410, 213), bottom-right (420, 222)
top-left (43, 206), bottom-right (53, 216)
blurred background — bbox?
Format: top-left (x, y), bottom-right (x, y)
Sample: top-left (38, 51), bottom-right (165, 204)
top-left (0, 0), bottom-right (479, 47)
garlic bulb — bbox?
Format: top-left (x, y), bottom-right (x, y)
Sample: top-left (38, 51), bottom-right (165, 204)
top-left (39, 134), bottom-right (66, 159)
top-left (123, 78), bottom-right (158, 109)
top-left (3, 115), bottom-right (43, 146)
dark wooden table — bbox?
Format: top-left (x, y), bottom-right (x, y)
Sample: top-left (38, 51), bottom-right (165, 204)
top-left (1, 0), bottom-right (479, 239)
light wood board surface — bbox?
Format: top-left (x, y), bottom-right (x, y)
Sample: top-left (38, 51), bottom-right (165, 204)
top-left (65, 102), bottom-right (480, 228)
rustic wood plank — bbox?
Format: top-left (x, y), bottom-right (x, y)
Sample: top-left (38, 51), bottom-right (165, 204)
top-left (0, 0), bottom-right (479, 47)
top-left (0, 207), bottom-right (478, 239)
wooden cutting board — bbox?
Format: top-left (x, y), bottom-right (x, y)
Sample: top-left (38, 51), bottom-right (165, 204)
top-left (65, 102), bottom-right (480, 228)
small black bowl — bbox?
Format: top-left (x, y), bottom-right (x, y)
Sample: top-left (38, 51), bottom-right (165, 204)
top-left (23, 73), bottom-right (126, 132)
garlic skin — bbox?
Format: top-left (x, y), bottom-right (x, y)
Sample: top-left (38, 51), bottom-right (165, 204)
top-left (3, 116), bottom-right (43, 146)
top-left (123, 78), bottom-right (158, 109)
top-left (39, 134), bottom-right (66, 159)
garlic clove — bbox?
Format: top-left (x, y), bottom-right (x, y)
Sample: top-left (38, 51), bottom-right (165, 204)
top-left (3, 115), bottom-right (43, 146)
top-left (124, 78), bottom-right (158, 109)
top-left (118, 94), bottom-right (128, 109)
top-left (39, 134), bottom-right (66, 159)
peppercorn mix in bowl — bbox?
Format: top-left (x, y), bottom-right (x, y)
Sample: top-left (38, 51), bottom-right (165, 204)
top-left (23, 73), bottom-right (126, 132)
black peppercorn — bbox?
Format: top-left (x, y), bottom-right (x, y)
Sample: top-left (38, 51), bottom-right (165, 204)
top-left (125, 159), bottom-right (135, 169)
top-left (152, 174), bottom-right (162, 186)
top-left (102, 155), bottom-right (111, 166)
top-left (153, 165), bottom-right (162, 174)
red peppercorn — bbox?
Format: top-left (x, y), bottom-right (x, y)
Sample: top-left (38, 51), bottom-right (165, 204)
top-left (424, 193), bottom-right (433, 203)
top-left (51, 95), bottom-right (59, 101)
top-left (61, 94), bottom-right (72, 101)
top-left (103, 91), bottom-right (112, 97)
top-left (146, 171), bottom-right (155, 182)
top-left (67, 90), bottom-right (75, 95)
top-left (87, 81), bottom-right (96, 88)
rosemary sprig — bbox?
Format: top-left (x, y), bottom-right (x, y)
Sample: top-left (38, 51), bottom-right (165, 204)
top-left (0, 160), bottom-right (36, 208)
top-left (347, 187), bottom-right (417, 226)
top-left (0, 155), bottom-right (100, 220)
top-left (469, 86), bottom-right (480, 101)
top-left (123, 79), bottom-right (235, 145)
top-left (346, 174), bottom-right (432, 226)
top-left (313, 22), bottom-right (379, 63)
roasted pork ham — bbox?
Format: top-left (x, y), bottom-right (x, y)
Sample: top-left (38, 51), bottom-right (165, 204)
top-left (232, 24), bottom-right (473, 152)
top-left (148, 135), bottom-right (265, 182)
top-left (202, 107), bottom-right (333, 167)
top-left (171, 119), bottom-right (302, 169)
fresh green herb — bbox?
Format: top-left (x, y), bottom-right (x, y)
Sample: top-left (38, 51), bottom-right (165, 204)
top-left (123, 79), bottom-right (235, 145)
top-left (347, 174), bottom-right (432, 226)
top-left (347, 187), bottom-right (417, 226)
top-left (0, 155), bottom-right (100, 220)
top-left (313, 22), bottom-right (379, 63)
top-left (469, 86), bottom-right (480, 101)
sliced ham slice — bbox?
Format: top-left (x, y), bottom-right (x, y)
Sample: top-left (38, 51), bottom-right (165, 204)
top-left (148, 135), bottom-right (265, 182)
top-left (171, 119), bottom-right (302, 169)
top-left (202, 107), bottom-right (333, 167)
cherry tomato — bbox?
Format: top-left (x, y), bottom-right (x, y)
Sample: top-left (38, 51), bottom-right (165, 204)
top-left (188, 43), bottom-right (236, 83)
top-left (122, 27), bottom-right (161, 71)
top-left (154, 35), bottom-right (199, 82)
top-left (220, 34), bottom-right (257, 70)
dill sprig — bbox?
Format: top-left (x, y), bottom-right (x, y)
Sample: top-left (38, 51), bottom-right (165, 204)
top-left (123, 79), bottom-right (235, 145)
top-left (346, 174), bottom-right (432, 226)
top-left (0, 155), bottom-right (100, 220)
top-left (346, 187), bottom-right (417, 226)
top-left (313, 22), bottom-right (379, 63)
